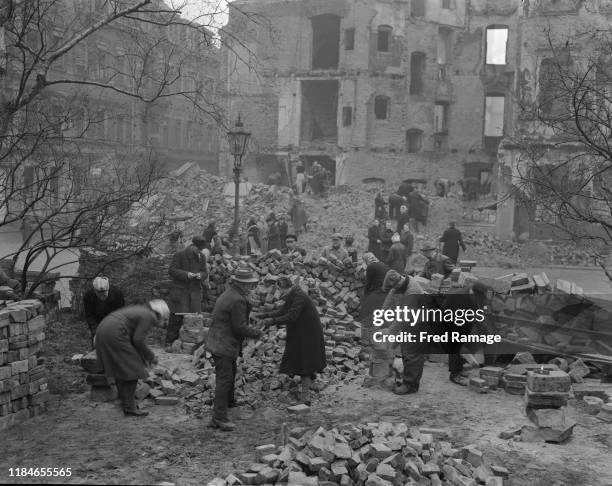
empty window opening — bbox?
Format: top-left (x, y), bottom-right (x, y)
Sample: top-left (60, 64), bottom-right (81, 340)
top-left (344, 28), bottom-right (355, 50)
top-left (484, 95), bottom-right (505, 137)
top-left (411, 0), bottom-right (425, 17)
top-left (406, 129), bottom-right (423, 153)
top-left (485, 26), bottom-right (508, 65)
top-left (300, 80), bottom-right (339, 142)
top-left (410, 51), bottom-right (426, 95)
top-left (374, 95), bottom-right (390, 120)
top-left (442, 0), bottom-right (454, 9)
top-left (437, 27), bottom-right (452, 65)
top-left (538, 55), bottom-right (570, 116)
top-left (342, 106), bottom-right (353, 127)
top-left (377, 25), bottom-right (392, 52)
top-left (311, 14), bottom-right (341, 70)
top-left (434, 102), bottom-right (449, 133)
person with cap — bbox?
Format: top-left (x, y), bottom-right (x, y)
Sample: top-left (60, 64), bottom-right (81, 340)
top-left (206, 266), bottom-right (262, 431)
top-left (381, 270), bottom-right (428, 395)
top-left (419, 241), bottom-right (455, 280)
top-left (95, 299), bottom-right (170, 417)
top-left (439, 222), bottom-right (466, 264)
top-left (259, 276), bottom-right (326, 405)
top-left (283, 234), bottom-right (307, 257)
top-left (396, 205), bottom-right (410, 234)
top-left (266, 212), bottom-right (282, 251)
top-left (82, 276), bottom-right (125, 349)
top-left (166, 236), bottom-right (209, 345)
top-left (322, 233), bottom-right (350, 265)
top-left (386, 233), bottom-right (407, 274)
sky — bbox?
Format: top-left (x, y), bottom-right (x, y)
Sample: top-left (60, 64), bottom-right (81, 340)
top-left (176, 0), bottom-right (230, 29)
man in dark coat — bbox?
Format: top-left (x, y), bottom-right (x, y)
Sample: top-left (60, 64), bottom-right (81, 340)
top-left (407, 189), bottom-right (428, 232)
top-left (396, 205), bottom-right (410, 234)
top-left (266, 212), bottom-right (282, 251)
top-left (278, 216), bottom-right (288, 250)
top-left (360, 253), bottom-right (390, 346)
top-left (400, 223), bottom-right (414, 263)
top-left (367, 219), bottom-right (383, 259)
top-left (260, 276), bottom-right (326, 405)
top-left (283, 234), bottom-right (307, 257)
top-left (419, 241), bottom-right (455, 280)
top-left (206, 267), bottom-right (261, 431)
top-left (398, 181), bottom-right (413, 199)
top-left (439, 222), bottom-right (466, 264)
top-left (374, 192), bottom-right (387, 220)
top-left (95, 300), bottom-right (169, 416)
top-left (386, 233), bottom-right (407, 274)
top-left (203, 221), bottom-right (217, 244)
top-left (380, 222), bottom-right (395, 262)
top-left (388, 191), bottom-right (405, 220)
top-left (83, 276), bottom-right (126, 349)
top-left (166, 236), bottom-right (209, 345)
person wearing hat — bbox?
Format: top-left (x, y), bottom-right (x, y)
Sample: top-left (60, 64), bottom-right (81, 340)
top-left (419, 241), bottom-right (455, 280)
top-left (259, 275), bottom-right (326, 405)
top-left (82, 276), bottom-right (125, 349)
top-left (167, 236), bottom-right (209, 345)
top-left (386, 232), bottom-right (407, 274)
top-left (322, 233), bottom-right (350, 264)
top-left (206, 267), bottom-right (262, 431)
top-left (439, 222), bottom-right (466, 264)
top-left (283, 234), bottom-right (307, 257)
top-left (379, 270), bottom-right (428, 395)
top-left (95, 299), bottom-right (170, 417)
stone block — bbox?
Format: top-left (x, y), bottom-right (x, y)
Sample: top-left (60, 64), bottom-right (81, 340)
top-left (597, 403), bottom-right (612, 422)
top-left (583, 396), bottom-right (604, 415)
top-left (462, 446), bottom-right (483, 467)
top-left (160, 379), bottom-right (177, 395)
top-left (0, 366), bottom-right (11, 380)
top-left (568, 359), bottom-right (590, 383)
top-left (155, 396), bottom-right (179, 405)
top-left (26, 315), bottom-right (45, 333)
top-left (287, 403), bottom-right (310, 414)
top-left (7, 307), bottom-right (29, 323)
top-left (524, 388), bottom-right (569, 409)
top-left (526, 370), bottom-right (571, 393)
top-left (288, 471), bottom-right (317, 485)
top-left (419, 427), bottom-right (451, 439)
top-left (485, 478), bottom-right (504, 486)
top-left (11, 359), bottom-right (28, 374)
top-left (364, 474), bottom-right (393, 486)
top-left (29, 389), bottom-right (49, 406)
top-left (369, 443), bottom-right (393, 459)
top-left (81, 351), bottom-right (104, 374)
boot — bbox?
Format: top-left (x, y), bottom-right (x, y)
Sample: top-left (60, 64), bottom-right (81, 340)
top-left (209, 417), bottom-right (236, 431)
top-left (393, 383), bottom-right (418, 395)
top-left (122, 380), bottom-right (148, 416)
top-left (300, 376), bottom-right (312, 405)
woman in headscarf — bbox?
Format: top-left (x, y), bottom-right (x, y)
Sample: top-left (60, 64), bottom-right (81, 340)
top-left (259, 276), bottom-right (326, 405)
top-left (95, 299), bottom-right (170, 416)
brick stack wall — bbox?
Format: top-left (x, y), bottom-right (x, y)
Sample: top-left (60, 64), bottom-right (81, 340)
top-left (0, 300), bottom-right (51, 431)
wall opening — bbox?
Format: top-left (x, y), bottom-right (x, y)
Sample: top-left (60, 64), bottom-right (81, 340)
top-left (485, 26), bottom-right (508, 65)
top-left (377, 25), bottom-right (392, 52)
top-left (406, 129), bottom-right (423, 153)
top-left (342, 106), bottom-right (353, 127)
top-left (411, 0), bottom-right (425, 17)
top-left (410, 51), bottom-right (426, 95)
top-left (300, 80), bottom-right (339, 143)
top-left (344, 28), bottom-right (355, 50)
top-left (538, 53), bottom-right (571, 116)
top-left (300, 154), bottom-right (336, 186)
top-left (437, 27), bottom-right (452, 66)
top-left (374, 95), bottom-right (390, 120)
top-left (434, 102), bottom-right (449, 133)
top-left (484, 95), bottom-right (505, 143)
top-left (311, 14), bottom-right (341, 70)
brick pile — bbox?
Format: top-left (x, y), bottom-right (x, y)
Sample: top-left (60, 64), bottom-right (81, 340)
top-left (0, 300), bottom-right (50, 431)
top-left (206, 422), bottom-right (510, 486)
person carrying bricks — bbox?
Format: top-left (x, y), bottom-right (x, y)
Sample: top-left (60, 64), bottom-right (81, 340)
top-left (206, 267), bottom-right (262, 431)
top-left (259, 275), bottom-right (326, 405)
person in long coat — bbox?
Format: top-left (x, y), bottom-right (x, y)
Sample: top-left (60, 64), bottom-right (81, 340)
top-left (83, 276), bottom-right (125, 349)
top-left (95, 300), bottom-right (169, 416)
top-left (266, 212), bottom-right (282, 251)
top-left (386, 233), bottom-right (407, 274)
top-left (260, 276), bottom-right (326, 405)
top-left (360, 253), bottom-right (389, 346)
top-left (367, 219), bottom-right (383, 259)
top-left (245, 217), bottom-right (261, 255)
top-left (166, 236), bottom-right (208, 345)
top-left (289, 198), bottom-right (308, 235)
top-left (439, 222), bottom-right (467, 264)
top-left (206, 267), bottom-right (262, 431)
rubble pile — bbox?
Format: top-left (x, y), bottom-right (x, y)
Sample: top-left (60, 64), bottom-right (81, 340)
top-left (0, 300), bottom-right (50, 431)
top-left (206, 422), bottom-right (510, 486)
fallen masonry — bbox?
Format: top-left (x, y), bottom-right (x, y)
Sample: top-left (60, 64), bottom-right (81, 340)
top-left (206, 422), bottom-right (511, 486)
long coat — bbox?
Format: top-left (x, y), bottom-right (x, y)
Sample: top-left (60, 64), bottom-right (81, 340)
top-left (289, 202), bottom-right (308, 230)
top-left (168, 244), bottom-right (208, 313)
top-left (95, 306), bottom-right (156, 380)
top-left (367, 225), bottom-right (382, 258)
top-left (206, 284), bottom-right (261, 358)
top-left (267, 221), bottom-right (282, 251)
top-left (386, 242), bottom-right (407, 274)
top-left (270, 287), bottom-right (326, 376)
top-left (440, 227), bottom-right (466, 263)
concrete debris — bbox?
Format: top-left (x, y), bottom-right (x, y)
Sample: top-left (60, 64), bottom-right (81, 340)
top-left (206, 422), bottom-right (511, 486)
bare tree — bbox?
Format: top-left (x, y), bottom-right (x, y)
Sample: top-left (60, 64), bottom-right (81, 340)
top-left (0, 0), bottom-right (266, 296)
top-left (506, 30), bottom-right (612, 281)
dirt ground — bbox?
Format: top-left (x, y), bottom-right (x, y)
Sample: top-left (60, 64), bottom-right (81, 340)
top-left (1, 316), bottom-right (611, 486)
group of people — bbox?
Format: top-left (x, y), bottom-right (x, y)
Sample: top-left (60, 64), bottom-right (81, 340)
top-left (376, 182), bottom-right (429, 234)
top-left (294, 161), bottom-right (332, 197)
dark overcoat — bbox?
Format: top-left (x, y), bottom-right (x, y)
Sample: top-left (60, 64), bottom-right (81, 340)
top-left (83, 286), bottom-right (125, 326)
top-left (386, 242), bottom-right (407, 274)
top-left (95, 306), bottom-right (156, 380)
top-left (440, 227), bottom-right (466, 263)
top-left (168, 244), bottom-right (208, 313)
top-left (270, 287), bottom-right (326, 376)
top-left (206, 284), bottom-right (260, 358)
top-left (367, 225), bottom-right (382, 257)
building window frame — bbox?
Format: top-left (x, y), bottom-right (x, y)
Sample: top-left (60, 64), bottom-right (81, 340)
top-left (344, 28), bottom-right (355, 51)
top-left (485, 25), bottom-right (509, 66)
top-left (374, 95), bottom-right (390, 120)
top-left (342, 106), bottom-right (353, 126)
top-left (377, 25), bottom-right (392, 53)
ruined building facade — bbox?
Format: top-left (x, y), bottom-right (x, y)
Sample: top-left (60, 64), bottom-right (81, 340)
top-left (221, 0), bottom-right (612, 239)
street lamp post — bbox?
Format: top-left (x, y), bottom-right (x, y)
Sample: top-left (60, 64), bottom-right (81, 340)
top-left (226, 116), bottom-right (251, 254)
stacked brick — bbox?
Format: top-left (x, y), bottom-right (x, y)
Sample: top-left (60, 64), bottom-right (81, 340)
top-left (0, 300), bottom-right (50, 431)
top-left (207, 422), bottom-right (510, 486)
